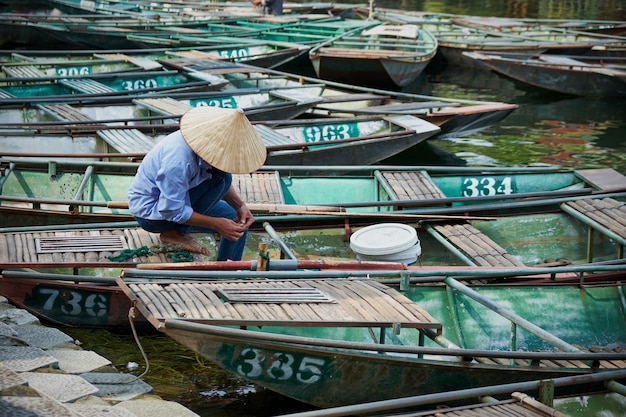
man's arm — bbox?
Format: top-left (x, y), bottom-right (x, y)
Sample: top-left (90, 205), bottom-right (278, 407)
top-left (182, 185), bottom-right (253, 241)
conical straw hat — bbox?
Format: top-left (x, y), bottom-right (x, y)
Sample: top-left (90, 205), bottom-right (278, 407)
top-left (180, 106), bottom-right (266, 174)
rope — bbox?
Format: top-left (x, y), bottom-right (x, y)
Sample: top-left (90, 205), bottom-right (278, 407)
top-left (106, 307), bottom-right (150, 385)
top-left (167, 252), bottom-right (194, 262)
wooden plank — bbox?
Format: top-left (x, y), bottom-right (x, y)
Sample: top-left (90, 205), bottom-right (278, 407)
top-left (565, 199), bottom-right (626, 242)
top-left (37, 103), bottom-right (94, 122)
top-left (0, 235), bottom-right (8, 263)
top-left (162, 284), bottom-right (193, 318)
top-left (133, 97), bottom-right (191, 116)
top-left (59, 78), bottom-right (116, 94)
top-left (128, 279), bottom-right (442, 330)
top-left (14, 232), bottom-right (25, 264)
top-left (96, 129), bottom-right (155, 153)
top-left (2, 65), bottom-right (46, 78)
top-left (575, 168), bottom-right (626, 192)
top-left (95, 53), bottom-right (163, 71)
top-left (193, 283), bottom-right (236, 319)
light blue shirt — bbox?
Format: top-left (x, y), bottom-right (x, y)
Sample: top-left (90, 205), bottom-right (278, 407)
top-left (128, 130), bottom-right (212, 223)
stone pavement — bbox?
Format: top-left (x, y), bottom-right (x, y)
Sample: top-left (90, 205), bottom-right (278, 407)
top-left (0, 296), bottom-right (199, 417)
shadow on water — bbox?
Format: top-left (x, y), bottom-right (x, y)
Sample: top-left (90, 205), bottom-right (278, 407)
top-left (63, 328), bottom-right (316, 416)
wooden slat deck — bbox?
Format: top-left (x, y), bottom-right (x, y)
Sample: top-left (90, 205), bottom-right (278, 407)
top-left (426, 222), bottom-right (526, 267)
top-left (254, 124), bottom-right (300, 148)
top-left (133, 97), bottom-right (191, 116)
top-left (0, 89), bottom-right (15, 98)
top-left (58, 78), bottom-right (117, 94)
top-left (378, 170), bottom-right (445, 200)
top-left (0, 226), bottom-right (183, 268)
top-left (123, 278), bottom-right (443, 333)
top-left (96, 128), bottom-right (156, 153)
top-left (232, 171), bottom-right (285, 204)
top-left (38, 103), bottom-right (97, 122)
top-left (562, 198), bottom-right (626, 246)
top-left (419, 394), bottom-right (567, 417)
top-left (95, 53), bottom-right (163, 71)
top-left (575, 168), bottom-right (626, 193)
top-left (1, 65), bottom-right (47, 78)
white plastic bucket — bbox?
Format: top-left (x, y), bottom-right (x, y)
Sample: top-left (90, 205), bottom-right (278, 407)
top-left (349, 223), bottom-right (421, 264)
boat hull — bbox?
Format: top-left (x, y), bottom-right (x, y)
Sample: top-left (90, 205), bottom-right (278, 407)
top-left (310, 54), bottom-right (431, 88)
top-left (161, 320), bottom-right (608, 408)
top-left (468, 53), bottom-right (626, 97)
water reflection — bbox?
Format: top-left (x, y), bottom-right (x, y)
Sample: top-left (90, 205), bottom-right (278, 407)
top-left (384, 65), bottom-right (626, 173)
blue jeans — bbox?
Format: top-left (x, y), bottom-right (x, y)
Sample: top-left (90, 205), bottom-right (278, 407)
top-left (136, 171), bottom-right (248, 261)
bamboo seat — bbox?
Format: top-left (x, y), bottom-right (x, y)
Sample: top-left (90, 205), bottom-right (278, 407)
top-left (427, 393), bottom-right (568, 417)
top-left (561, 197), bottom-right (626, 261)
top-left (133, 97), bottom-right (191, 116)
top-left (378, 170), bottom-right (445, 200)
top-left (426, 222), bottom-right (526, 267)
top-left (2, 65), bottom-right (46, 78)
top-left (122, 278), bottom-right (443, 333)
top-left (94, 53), bottom-right (163, 71)
top-left (0, 89), bottom-right (15, 98)
top-left (0, 227), bottom-right (175, 267)
top-left (561, 198), bottom-right (626, 245)
top-left (59, 78), bottom-right (116, 94)
top-left (254, 124), bottom-right (300, 148)
top-left (96, 129), bottom-right (156, 153)
top-left (37, 103), bottom-right (94, 122)
top-left (232, 171), bottom-right (284, 204)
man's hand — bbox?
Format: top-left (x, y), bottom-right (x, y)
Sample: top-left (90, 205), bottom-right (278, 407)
top-left (234, 203), bottom-right (255, 229)
top-left (212, 217), bottom-right (247, 241)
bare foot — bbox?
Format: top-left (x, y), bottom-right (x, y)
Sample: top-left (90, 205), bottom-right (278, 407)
top-left (160, 231), bottom-right (211, 256)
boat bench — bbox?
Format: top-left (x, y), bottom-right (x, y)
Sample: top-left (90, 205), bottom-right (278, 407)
top-left (561, 197), bottom-right (626, 261)
top-left (96, 129), bottom-right (156, 154)
top-left (94, 53), bottom-right (163, 71)
top-left (425, 222), bottom-right (526, 267)
top-left (120, 278), bottom-right (443, 334)
top-left (0, 89), bottom-right (15, 98)
top-left (133, 97), bottom-right (192, 116)
top-left (37, 103), bottom-right (94, 122)
top-left (2, 65), bottom-right (46, 78)
top-left (231, 171), bottom-right (285, 204)
top-left (59, 78), bottom-right (117, 95)
top-left (377, 170), bottom-right (446, 200)
top-left (254, 124), bottom-right (300, 149)
top-left (0, 227), bottom-right (173, 267)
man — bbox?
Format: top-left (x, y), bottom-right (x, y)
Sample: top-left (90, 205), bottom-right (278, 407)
top-left (128, 106), bottom-right (267, 261)
top-left (251, 0), bottom-right (283, 16)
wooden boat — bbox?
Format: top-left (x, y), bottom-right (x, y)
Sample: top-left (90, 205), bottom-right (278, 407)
top-left (258, 114), bottom-right (441, 165)
top-left (0, 112), bottom-right (440, 164)
top-left (2, 191), bottom-right (626, 329)
top-left (2, 157), bottom-right (624, 226)
top-left (463, 51), bottom-right (626, 97)
top-left (0, 87), bottom-right (322, 128)
top-left (0, 57), bottom-right (517, 138)
top-left (0, 68), bottom-right (229, 106)
top-left (114, 272), bottom-right (626, 408)
top-left (362, 9), bottom-right (626, 68)
top-left (0, 39), bottom-right (311, 72)
top-left (159, 58), bottom-right (518, 138)
top-left (278, 369), bottom-right (626, 416)
top-left (1, 194), bottom-right (625, 272)
top-left (308, 22), bottom-right (438, 88)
